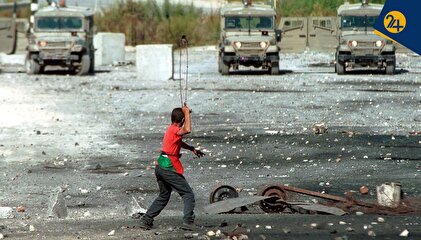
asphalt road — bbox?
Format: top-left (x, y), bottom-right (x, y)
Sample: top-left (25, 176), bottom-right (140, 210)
top-left (0, 47), bottom-right (420, 239)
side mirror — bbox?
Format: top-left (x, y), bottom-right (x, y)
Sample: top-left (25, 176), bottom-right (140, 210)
top-left (275, 29), bottom-right (282, 42)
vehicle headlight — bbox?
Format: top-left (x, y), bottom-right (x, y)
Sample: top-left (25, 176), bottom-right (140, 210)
top-left (350, 40), bottom-right (358, 47)
top-left (39, 41), bottom-right (47, 47)
top-left (375, 40), bottom-right (383, 47)
top-left (233, 41), bottom-right (242, 49)
top-left (259, 41), bottom-right (268, 49)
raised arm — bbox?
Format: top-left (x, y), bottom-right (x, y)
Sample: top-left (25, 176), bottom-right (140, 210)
top-left (177, 104), bottom-right (191, 136)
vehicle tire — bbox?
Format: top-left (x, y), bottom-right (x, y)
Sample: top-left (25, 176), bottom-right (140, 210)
top-left (270, 62), bottom-right (279, 75)
top-left (336, 61), bottom-right (345, 75)
top-left (89, 53), bottom-right (95, 74)
top-left (220, 59), bottom-right (230, 75)
top-left (25, 57), bottom-right (40, 75)
top-left (77, 54), bottom-right (90, 76)
top-left (385, 62), bottom-right (395, 75)
top-left (217, 55), bottom-right (223, 73)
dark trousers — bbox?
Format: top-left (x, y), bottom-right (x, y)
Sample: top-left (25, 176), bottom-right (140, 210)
top-left (142, 166), bottom-right (195, 224)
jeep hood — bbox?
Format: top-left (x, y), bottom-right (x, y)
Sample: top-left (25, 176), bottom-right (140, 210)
top-left (341, 32), bottom-right (384, 42)
top-left (224, 32), bottom-right (274, 42)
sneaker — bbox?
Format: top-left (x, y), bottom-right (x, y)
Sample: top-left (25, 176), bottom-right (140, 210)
top-left (139, 219), bottom-right (153, 230)
top-left (180, 222), bottom-right (203, 231)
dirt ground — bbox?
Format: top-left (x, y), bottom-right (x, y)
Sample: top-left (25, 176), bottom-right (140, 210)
top-left (0, 47), bottom-right (420, 239)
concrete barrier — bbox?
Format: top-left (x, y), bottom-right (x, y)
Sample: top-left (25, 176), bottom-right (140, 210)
top-left (136, 44), bottom-right (174, 81)
top-left (94, 32), bottom-right (125, 66)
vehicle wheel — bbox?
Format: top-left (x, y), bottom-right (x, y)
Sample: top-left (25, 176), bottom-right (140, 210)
top-left (77, 54), bottom-right (90, 76)
top-left (25, 57), bottom-right (40, 75)
top-left (220, 61), bottom-right (230, 75)
top-left (336, 61), bottom-right (345, 75)
top-left (217, 55), bottom-right (223, 73)
top-left (259, 185), bottom-right (288, 213)
top-left (385, 62), bottom-right (395, 75)
top-left (89, 53), bottom-right (95, 74)
top-left (270, 62), bottom-right (279, 75)
top-left (209, 185), bottom-right (239, 204)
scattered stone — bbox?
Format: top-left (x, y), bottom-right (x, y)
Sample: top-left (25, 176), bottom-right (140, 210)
top-left (310, 223), bottom-right (318, 229)
top-left (83, 211), bottom-right (91, 217)
top-left (282, 227), bottom-right (291, 234)
top-left (16, 206), bottom-right (25, 213)
top-left (47, 187), bottom-right (68, 219)
top-left (29, 225), bottom-right (35, 232)
top-left (345, 227), bottom-right (354, 232)
top-left (207, 231), bottom-right (215, 237)
top-left (107, 230), bottom-right (115, 236)
top-left (363, 225), bottom-right (373, 230)
top-left (339, 221), bottom-right (346, 225)
top-left (0, 233), bottom-right (4, 239)
top-left (259, 234), bottom-right (267, 240)
top-left (359, 186), bottom-right (369, 195)
top-left (377, 217), bottom-right (385, 223)
top-left (399, 229), bottom-right (409, 237)
top-left (355, 211), bottom-right (364, 216)
top-left (312, 123), bottom-right (327, 134)
top-left (184, 233), bottom-right (193, 239)
top-left (0, 207), bottom-right (14, 219)
top-left (237, 234), bottom-right (249, 240)
top-left (79, 188), bottom-right (89, 194)
top-left (192, 233), bottom-right (199, 237)
top-left (377, 182), bottom-right (401, 208)
top-left (368, 230), bottom-right (376, 237)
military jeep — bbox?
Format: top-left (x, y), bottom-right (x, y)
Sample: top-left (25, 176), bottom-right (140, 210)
top-left (26, 4), bottom-right (95, 75)
top-left (335, 0), bottom-right (395, 75)
top-left (218, 0), bottom-right (281, 75)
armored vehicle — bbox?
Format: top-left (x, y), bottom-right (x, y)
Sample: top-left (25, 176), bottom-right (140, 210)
top-left (335, 0), bottom-right (395, 75)
top-left (218, 0), bottom-right (281, 75)
top-left (26, 2), bottom-right (95, 75)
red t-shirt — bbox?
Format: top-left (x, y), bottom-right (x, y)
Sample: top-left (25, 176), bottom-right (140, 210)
top-left (161, 124), bottom-right (184, 174)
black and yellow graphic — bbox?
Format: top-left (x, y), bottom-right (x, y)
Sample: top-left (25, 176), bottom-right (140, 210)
top-left (383, 11), bottom-right (406, 34)
top-left (375, 0), bottom-right (420, 55)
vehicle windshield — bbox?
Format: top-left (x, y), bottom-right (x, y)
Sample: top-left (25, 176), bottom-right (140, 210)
top-left (36, 17), bottom-right (83, 30)
top-left (341, 15), bottom-right (378, 29)
top-left (225, 16), bottom-right (273, 30)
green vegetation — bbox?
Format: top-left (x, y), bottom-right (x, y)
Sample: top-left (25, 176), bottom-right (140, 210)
top-left (95, 0), bottom-right (219, 46)
top-left (93, 0), bottom-right (387, 46)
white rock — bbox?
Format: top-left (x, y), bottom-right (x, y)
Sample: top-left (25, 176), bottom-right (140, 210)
top-left (255, 225), bottom-right (260, 228)
top-left (0, 207), bottom-right (14, 219)
top-left (310, 223), bottom-right (318, 228)
top-left (339, 221), bottom-right (347, 225)
top-left (215, 229), bottom-right (221, 237)
top-left (207, 230), bottom-right (215, 237)
top-left (79, 188), bottom-right (89, 194)
top-left (108, 230), bottom-right (115, 236)
top-left (355, 211), bottom-right (364, 216)
top-left (399, 229), bottom-right (409, 237)
top-left (265, 225), bottom-right (272, 229)
top-left (83, 211), bottom-right (92, 217)
top-left (237, 234), bottom-right (249, 240)
top-left (0, 233), bottom-right (4, 239)
top-left (377, 217), bottom-right (385, 223)
top-left (29, 225), bottom-right (35, 232)
top-left (368, 230), bottom-right (376, 237)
